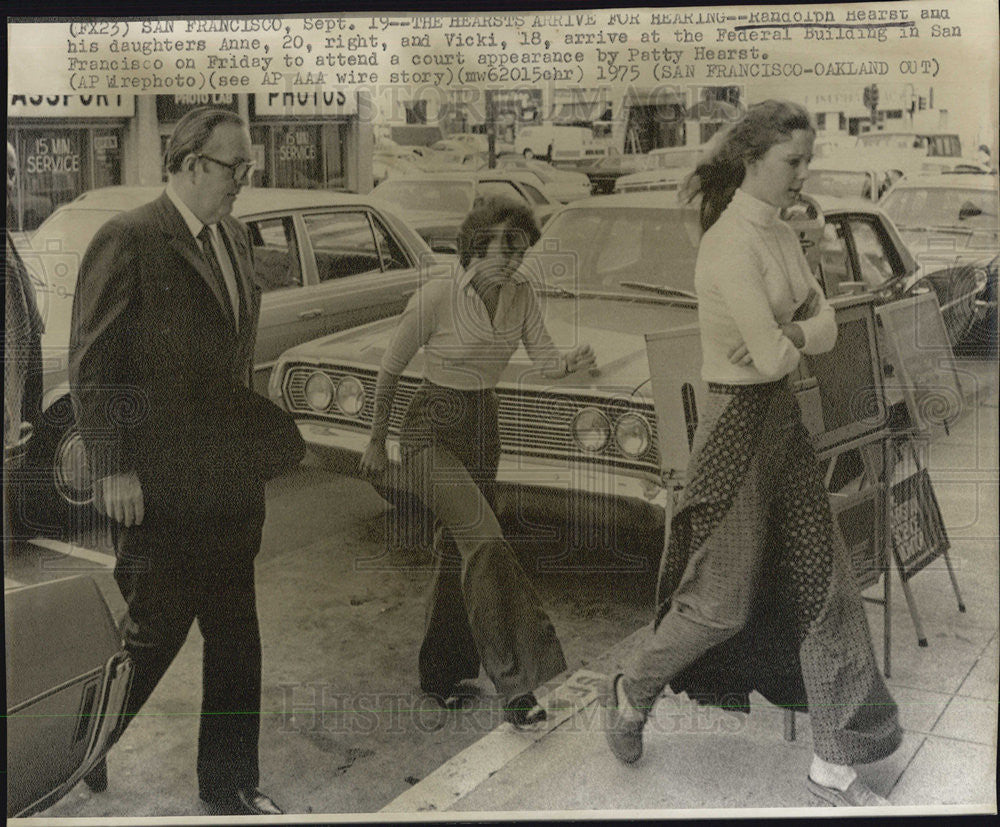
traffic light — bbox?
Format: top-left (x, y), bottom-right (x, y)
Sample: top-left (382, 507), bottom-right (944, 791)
top-left (863, 83), bottom-right (880, 114)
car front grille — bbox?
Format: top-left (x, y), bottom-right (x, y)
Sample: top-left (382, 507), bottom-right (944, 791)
top-left (283, 363), bottom-right (661, 471)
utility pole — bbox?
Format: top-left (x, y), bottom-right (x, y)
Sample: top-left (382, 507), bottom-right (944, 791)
top-left (863, 83), bottom-right (880, 132)
top-left (486, 88), bottom-right (497, 169)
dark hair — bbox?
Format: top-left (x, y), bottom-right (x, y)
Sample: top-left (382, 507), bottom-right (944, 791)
top-left (164, 107), bottom-right (246, 174)
top-left (456, 196), bottom-right (540, 268)
top-left (682, 99), bottom-right (815, 232)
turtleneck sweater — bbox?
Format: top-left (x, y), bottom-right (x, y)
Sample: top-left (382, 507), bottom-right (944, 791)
top-left (694, 188), bottom-right (837, 383)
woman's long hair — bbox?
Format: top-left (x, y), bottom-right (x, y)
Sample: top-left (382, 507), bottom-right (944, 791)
top-left (682, 100), bottom-right (815, 232)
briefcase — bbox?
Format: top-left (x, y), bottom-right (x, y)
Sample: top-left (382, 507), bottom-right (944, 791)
top-left (6, 575), bottom-right (133, 818)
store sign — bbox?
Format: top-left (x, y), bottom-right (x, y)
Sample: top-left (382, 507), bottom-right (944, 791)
top-left (278, 129), bottom-right (319, 162)
top-left (8, 94), bottom-right (135, 118)
top-left (254, 91), bottom-right (357, 117)
top-left (25, 134), bottom-right (82, 174)
top-left (156, 94), bottom-right (238, 122)
top-left (804, 86), bottom-right (914, 114)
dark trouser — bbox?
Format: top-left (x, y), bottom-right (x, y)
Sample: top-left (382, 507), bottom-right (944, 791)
top-left (403, 382), bottom-right (567, 702)
top-left (112, 508), bottom-right (264, 796)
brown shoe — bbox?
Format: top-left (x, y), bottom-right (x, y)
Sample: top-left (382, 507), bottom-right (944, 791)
top-left (604, 673), bottom-right (645, 765)
top-left (807, 776), bottom-right (890, 806)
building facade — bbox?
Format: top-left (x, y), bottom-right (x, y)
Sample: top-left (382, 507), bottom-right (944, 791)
top-left (8, 92), bottom-right (373, 231)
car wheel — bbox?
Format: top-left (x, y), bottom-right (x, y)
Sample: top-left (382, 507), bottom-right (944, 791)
top-left (523, 148), bottom-right (535, 159)
top-left (14, 400), bottom-right (102, 541)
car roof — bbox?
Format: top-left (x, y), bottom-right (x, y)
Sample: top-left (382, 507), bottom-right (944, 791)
top-left (882, 174), bottom-right (998, 191)
top-left (54, 185), bottom-right (381, 216)
top-left (558, 192), bottom-right (692, 209)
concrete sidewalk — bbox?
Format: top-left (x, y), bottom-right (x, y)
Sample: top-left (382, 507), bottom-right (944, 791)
top-left (382, 362), bottom-right (998, 818)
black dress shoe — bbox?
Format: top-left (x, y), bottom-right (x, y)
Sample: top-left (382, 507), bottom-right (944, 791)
top-left (503, 692), bottom-right (547, 729)
top-left (82, 757), bottom-right (108, 793)
top-left (200, 787), bottom-right (284, 815)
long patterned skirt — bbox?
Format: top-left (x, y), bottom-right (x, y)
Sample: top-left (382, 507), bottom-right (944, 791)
top-left (623, 380), bottom-right (902, 765)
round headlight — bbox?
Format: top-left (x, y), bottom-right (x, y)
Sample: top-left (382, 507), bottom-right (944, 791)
top-left (572, 407), bottom-right (611, 452)
top-left (336, 375), bottom-right (366, 417)
top-left (614, 413), bottom-right (651, 458)
top-left (304, 371), bottom-right (335, 412)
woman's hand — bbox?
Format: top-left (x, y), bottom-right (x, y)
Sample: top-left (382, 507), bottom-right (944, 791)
top-left (728, 342), bottom-right (753, 367)
top-left (359, 440), bottom-right (389, 480)
top-left (565, 344), bottom-right (597, 374)
top-left (792, 288), bottom-right (820, 322)
top-left (780, 322), bottom-right (805, 349)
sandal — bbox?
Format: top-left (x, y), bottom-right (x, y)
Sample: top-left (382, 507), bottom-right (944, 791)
top-left (503, 693), bottom-right (547, 729)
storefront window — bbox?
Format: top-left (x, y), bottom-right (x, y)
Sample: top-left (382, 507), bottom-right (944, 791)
top-left (250, 122), bottom-right (348, 190)
top-left (92, 129), bottom-right (122, 189)
top-left (9, 126), bottom-right (123, 231)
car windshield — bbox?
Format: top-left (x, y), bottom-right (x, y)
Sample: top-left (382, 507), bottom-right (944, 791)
top-left (881, 186), bottom-right (999, 232)
top-left (374, 180), bottom-right (476, 213)
top-left (533, 206), bottom-right (700, 295)
top-left (803, 171), bottom-right (873, 200)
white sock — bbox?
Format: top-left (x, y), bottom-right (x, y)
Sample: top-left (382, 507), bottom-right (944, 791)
top-left (809, 754), bottom-right (857, 791)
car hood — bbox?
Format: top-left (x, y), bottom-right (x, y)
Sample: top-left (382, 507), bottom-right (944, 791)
top-left (279, 294), bottom-right (697, 391)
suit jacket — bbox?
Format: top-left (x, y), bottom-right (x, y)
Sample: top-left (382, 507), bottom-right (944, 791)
top-left (5, 237), bottom-right (45, 446)
top-left (69, 192), bottom-right (302, 523)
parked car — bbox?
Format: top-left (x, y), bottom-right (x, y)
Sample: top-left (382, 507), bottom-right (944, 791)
top-left (855, 131), bottom-right (989, 175)
top-left (422, 139), bottom-right (488, 169)
top-left (495, 156), bottom-right (593, 203)
top-left (801, 159), bottom-right (903, 203)
top-left (371, 171), bottom-right (562, 253)
top-left (583, 151), bottom-right (660, 195)
top-left (6, 575), bottom-right (132, 818)
top-left (878, 174), bottom-right (998, 352)
top-left (613, 147), bottom-right (704, 194)
top-left (373, 146), bottom-right (428, 184)
top-left (267, 192), bottom-right (919, 553)
top-left (589, 147), bottom-right (703, 195)
top-left (12, 186), bottom-right (444, 539)
top-left (513, 124), bottom-right (608, 165)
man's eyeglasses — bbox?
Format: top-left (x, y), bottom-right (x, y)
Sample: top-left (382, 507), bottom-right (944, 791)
top-left (198, 154), bottom-right (255, 183)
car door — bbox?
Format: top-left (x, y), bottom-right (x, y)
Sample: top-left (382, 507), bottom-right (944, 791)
top-left (245, 208), bottom-right (418, 392)
top-left (243, 212), bottom-right (312, 386)
top-left (297, 207), bottom-right (420, 336)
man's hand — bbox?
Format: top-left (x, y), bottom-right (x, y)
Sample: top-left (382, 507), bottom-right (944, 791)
top-left (95, 471), bottom-right (144, 526)
top-left (728, 342), bottom-right (753, 367)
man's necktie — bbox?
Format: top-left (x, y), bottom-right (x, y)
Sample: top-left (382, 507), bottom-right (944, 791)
top-left (197, 225), bottom-right (240, 328)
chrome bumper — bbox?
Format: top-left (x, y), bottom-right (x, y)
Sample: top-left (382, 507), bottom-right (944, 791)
top-left (297, 419), bottom-right (670, 514)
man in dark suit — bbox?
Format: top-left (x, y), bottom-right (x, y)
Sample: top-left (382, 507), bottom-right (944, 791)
top-left (69, 108), bottom-right (284, 815)
top-left (5, 141), bottom-right (45, 552)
